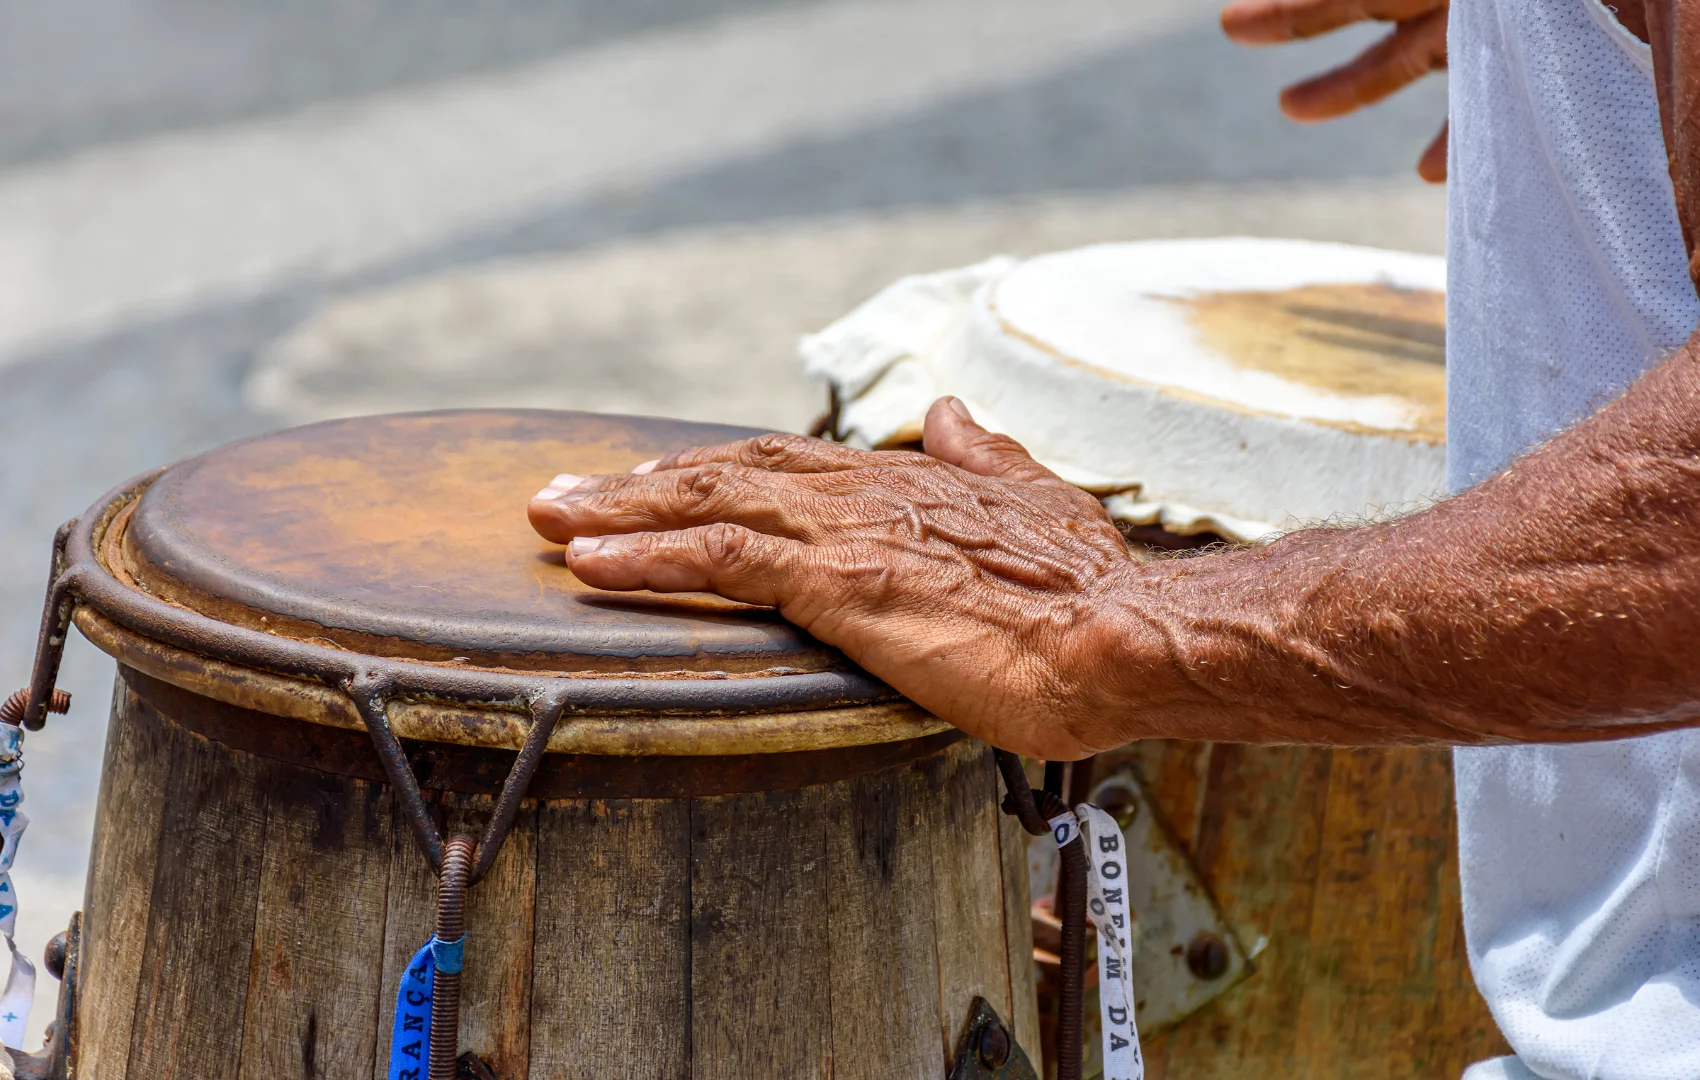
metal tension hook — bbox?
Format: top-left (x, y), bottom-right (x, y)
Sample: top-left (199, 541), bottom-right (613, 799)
top-left (3, 521), bottom-right (79, 732)
top-left (994, 750), bottom-right (1089, 1080)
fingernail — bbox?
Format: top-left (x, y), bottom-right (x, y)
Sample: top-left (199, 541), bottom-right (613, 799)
top-left (632, 459), bottom-right (660, 475)
top-left (568, 536), bottom-right (604, 557)
top-left (947, 396), bottom-right (973, 421)
top-left (533, 473), bottom-right (586, 501)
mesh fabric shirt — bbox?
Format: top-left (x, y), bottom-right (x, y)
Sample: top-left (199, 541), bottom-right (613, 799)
top-left (1448, 0), bottom-right (1700, 1075)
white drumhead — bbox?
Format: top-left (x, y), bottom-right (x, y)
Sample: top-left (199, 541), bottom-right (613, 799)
top-left (990, 238), bottom-right (1445, 439)
top-left (805, 238), bottom-right (1448, 541)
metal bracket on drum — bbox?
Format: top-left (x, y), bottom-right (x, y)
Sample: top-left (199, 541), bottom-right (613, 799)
top-left (2, 521), bottom-right (79, 730)
top-left (349, 681), bottom-right (568, 1080)
top-left (8, 910), bottom-right (81, 1080)
top-left (947, 998), bottom-right (1039, 1080)
top-left (348, 680), bottom-right (567, 1074)
top-left (453, 1051), bottom-right (499, 1080)
top-left (348, 674), bottom-right (569, 880)
top-left (993, 751), bottom-right (1089, 1080)
top-left (0, 526), bottom-right (83, 1080)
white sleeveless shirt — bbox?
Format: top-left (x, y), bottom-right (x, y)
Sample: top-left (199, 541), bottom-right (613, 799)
top-left (1447, 0), bottom-right (1700, 1076)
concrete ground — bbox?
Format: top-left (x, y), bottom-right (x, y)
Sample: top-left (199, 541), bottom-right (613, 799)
top-left (0, 0), bottom-right (1446, 1044)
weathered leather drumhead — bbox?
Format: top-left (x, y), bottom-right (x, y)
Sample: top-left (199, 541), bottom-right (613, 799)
top-left (120, 409), bottom-right (840, 675)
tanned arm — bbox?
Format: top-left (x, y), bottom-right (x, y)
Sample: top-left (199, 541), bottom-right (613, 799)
top-left (1084, 338), bottom-right (1700, 752)
top-left (529, 344), bottom-right (1700, 759)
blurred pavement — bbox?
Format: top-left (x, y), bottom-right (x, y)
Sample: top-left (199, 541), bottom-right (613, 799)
top-left (0, 0), bottom-right (1446, 1044)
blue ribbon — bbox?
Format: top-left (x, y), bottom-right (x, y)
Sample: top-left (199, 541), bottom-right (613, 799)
top-left (387, 940), bottom-right (435, 1080)
top-left (387, 934), bottom-right (467, 1078)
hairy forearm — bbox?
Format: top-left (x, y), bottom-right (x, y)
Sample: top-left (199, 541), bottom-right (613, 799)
top-left (1088, 335), bottom-right (1700, 749)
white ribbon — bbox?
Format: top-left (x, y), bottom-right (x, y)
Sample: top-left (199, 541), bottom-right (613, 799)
top-left (1076, 803), bottom-right (1143, 1080)
top-left (0, 727), bottom-right (34, 1049)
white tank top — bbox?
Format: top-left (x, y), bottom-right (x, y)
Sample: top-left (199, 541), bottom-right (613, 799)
top-left (1447, 0), bottom-right (1700, 1076)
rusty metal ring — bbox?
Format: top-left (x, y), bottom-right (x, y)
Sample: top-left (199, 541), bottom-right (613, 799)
top-left (52, 470), bottom-right (899, 723)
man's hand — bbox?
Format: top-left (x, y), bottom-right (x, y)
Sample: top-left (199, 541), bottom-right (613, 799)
top-left (1221, 0), bottom-right (1449, 181)
top-left (528, 398), bottom-right (1141, 758)
top-left (532, 330), bottom-right (1700, 756)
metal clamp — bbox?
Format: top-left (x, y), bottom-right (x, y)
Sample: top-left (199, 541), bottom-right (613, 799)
top-left (8, 910), bottom-right (81, 1080)
top-left (349, 676), bottom-right (567, 879)
top-left (1022, 764), bottom-right (1252, 1070)
top-left (2, 521), bottom-right (78, 732)
top-left (948, 998), bottom-right (1039, 1080)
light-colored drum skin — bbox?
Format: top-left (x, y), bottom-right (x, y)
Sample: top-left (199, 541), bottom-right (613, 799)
top-left (63, 410), bottom-right (1039, 1080)
top-left (808, 238), bottom-right (1450, 542)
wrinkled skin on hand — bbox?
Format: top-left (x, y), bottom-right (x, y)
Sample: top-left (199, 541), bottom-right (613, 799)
top-left (528, 398), bottom-right (1138, 758)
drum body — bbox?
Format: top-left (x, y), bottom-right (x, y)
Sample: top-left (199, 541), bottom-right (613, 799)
top-left (59, 410), bottom-right (1038, 1080)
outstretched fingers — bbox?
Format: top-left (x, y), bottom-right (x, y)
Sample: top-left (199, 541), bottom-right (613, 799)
top-left (1278, 7), bottom-right (1448, 121)
top-left (1222, 0), bottom-right (1443, 43)
top-left (1417, 120), bottom-right (1447, 182)
top-left (563, 524), bottom-right (821, 611)
top-left (528, 464), bottom-right (848, 545)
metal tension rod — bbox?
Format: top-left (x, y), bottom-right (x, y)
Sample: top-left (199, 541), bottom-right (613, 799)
top-left (351, 676), bottom-right (568, 1077)
top-left (994, 750), bottom-right (1088, 1080)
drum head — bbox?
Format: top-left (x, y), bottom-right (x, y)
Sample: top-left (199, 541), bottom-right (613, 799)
top-left (120, 410), bottom-right (838, 675)
top-left (989, 239), bottom-right (1446, 441)
top-left (813, 238), bottom-right (1449, 540)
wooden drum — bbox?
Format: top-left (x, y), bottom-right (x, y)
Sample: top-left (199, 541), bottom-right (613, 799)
top-left (42, 410), bottom-right (1038, 1079)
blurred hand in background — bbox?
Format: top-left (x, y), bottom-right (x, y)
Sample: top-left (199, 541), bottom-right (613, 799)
top-left (1221, 0), bottom-right (1450, 181)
